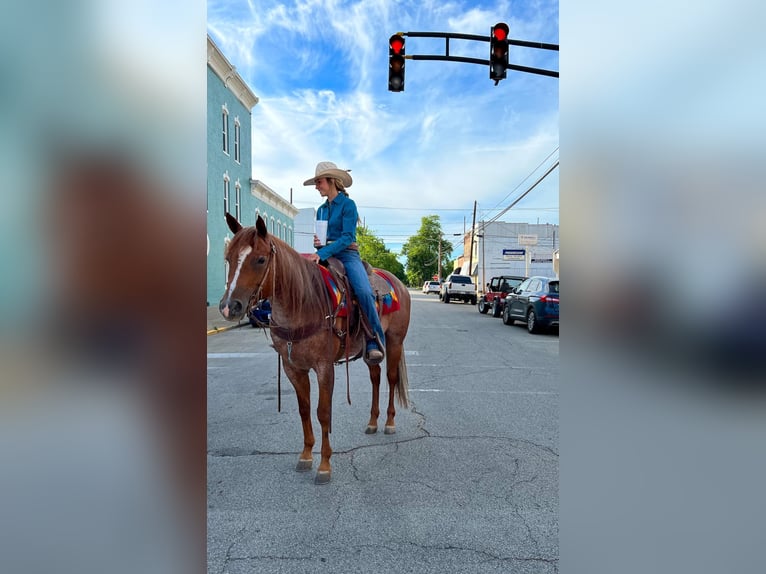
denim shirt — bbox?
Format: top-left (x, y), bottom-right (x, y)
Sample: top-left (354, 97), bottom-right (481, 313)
top-left (315, 192), bottom-right (358, 260)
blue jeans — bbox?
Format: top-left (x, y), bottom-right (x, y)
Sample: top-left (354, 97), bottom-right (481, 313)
top-left (333, 249), bottom-right (385, 349)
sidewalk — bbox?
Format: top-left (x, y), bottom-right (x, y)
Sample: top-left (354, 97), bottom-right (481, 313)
top-left (207, 304), bottom-right (248, 335)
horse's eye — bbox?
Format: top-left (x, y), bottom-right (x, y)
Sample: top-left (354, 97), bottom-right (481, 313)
top-left (256, 256), bottom-right (267, 264)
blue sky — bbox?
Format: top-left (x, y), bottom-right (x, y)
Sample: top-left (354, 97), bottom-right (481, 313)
top-left (207, 0), bottom-right (558, 254)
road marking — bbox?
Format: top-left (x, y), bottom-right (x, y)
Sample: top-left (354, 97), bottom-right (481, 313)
top-left (207, 352), bottom-right (273, 359)
top-left (409, 389), bottom-right (557, 395)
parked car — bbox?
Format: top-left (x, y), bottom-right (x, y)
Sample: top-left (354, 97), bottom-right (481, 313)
top-left (422, 280), bottom-right (441, 295)
top-left (440, 274), bottom-right (477, 304)
top-left (502, 276), bottom-right (559, 333)
top-left (249, 298), bottom-right (271, 327)
top-left (478, 275), bottom-right (526, 317)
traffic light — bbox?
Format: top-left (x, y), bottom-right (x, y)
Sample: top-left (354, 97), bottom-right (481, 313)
top-left (388, 34), bottom-right (405, 92)
top-left (490, 22), bottom-right (509, 84)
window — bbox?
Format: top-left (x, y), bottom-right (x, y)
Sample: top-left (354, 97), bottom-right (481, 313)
top-left (223, 173), bottom-right (230, 215)
top-left (234, 181), bottom-right (241, 221)
top-left (234, 118), bottom-right (241, 162)
top-left (222, 105), bottom-right (229, 154)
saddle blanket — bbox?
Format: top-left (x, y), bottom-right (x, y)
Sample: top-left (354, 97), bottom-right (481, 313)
top-left (319, 266), bottom-right (400, 318)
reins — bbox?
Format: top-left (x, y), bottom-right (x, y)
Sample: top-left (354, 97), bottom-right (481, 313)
top-left (253, 241), bottom-right (351, 410)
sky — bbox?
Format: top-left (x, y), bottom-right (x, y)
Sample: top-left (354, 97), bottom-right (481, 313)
top-left (207, 0), bottom-right (558, 254)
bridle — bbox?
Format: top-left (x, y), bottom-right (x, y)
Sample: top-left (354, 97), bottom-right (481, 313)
top-left (246, 239), bottom-right (277, 315)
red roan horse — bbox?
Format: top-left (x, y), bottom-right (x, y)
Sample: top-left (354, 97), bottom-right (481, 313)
top-left (219, 214), bottom-right (411, 484)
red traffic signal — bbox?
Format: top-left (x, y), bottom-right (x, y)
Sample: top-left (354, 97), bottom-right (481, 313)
top-left (490, 22), bottom-right (509, 84)
top-left (390, 35), bottom-right (404, 55)
top-left (388, 34), bottom-right (406, 92)
top-left (492, 23), bottom-right (509, 42)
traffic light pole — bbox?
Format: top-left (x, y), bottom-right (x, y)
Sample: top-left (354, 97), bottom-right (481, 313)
top-left (399, 31), bottom-right (559, 78)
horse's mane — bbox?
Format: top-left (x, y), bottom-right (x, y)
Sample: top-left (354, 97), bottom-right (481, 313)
top-left (229, 227), bottom-right (329, 326)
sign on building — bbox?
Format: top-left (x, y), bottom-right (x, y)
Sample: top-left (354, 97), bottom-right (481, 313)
top-left (518, 234), bottom-right (538, 246)
top-left (503, 248), bottom-right (525, 261)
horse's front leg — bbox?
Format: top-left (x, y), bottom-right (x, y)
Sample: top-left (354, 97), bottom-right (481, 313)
top-left (282, 363), bottom-right (314, 472)
top-left (365, 363), bottom-right (382, 434)
top-left (383, 342), bottom-right (403, 434)
top-left (314, 363), bottom-right (335, 484)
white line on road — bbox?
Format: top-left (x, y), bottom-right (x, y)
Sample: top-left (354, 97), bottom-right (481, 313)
top-left (409, 389), bottom-right (557, 394)
top-left (208, 352), bottom-right (274, 358)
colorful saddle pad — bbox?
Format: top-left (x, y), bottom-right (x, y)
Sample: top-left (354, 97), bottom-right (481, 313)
top-left (318, 266), bottom-right (400, 318)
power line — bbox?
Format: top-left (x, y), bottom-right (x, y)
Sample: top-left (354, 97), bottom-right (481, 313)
top-left (482, 160), bottom-right (559, 228)
top-left (481, 146), bottom-right (559, 221)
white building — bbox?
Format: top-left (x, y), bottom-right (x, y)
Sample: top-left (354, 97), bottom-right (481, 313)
top-left (293, 207), bottom-right (316, 255)
top-left (457, 221), bottom-right (559, 293)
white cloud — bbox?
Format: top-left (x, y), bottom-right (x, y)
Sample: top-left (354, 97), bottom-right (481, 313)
top-left (209, 0), bottom-right (559, 242)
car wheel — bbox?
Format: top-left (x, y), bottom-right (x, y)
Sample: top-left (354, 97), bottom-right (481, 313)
top-left (502, 306), bottom-right (514, 325)
top-left (492, 300), bottom-right (502, 318)
top-left (443, 292), bottom-right (450, 303)
top-left (478, 299), bottom-right (488, 313)
top-left (527, 309), bottom-right (539, 334)
top-left (470, 296), bottom-right (477, 305)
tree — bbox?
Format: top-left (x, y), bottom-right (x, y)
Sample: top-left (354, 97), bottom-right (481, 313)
top-left (401, 215), bottom-right (453, 287)
top-left (356, 226), bottom-right (406, 283)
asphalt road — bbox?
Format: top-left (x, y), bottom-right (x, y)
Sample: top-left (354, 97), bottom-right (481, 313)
top-left (208, 289), bottom-right (559, 573)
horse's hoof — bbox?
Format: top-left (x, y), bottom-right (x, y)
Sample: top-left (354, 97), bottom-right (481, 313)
top-left (384, 426), bottom-right (396, 435)
top-left (295, 459), bottom-right (313, 472)
top-left (365, 425), bottom-right (378, 434)
top-left (314, 471), bottom-right (331, 485)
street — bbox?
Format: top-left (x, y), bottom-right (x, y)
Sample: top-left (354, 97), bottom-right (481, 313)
top-left (208, 289), bottom-right (558, 573)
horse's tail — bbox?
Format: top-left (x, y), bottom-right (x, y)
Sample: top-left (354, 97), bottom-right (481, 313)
top-left (395, 350), bottom-right (410, 409)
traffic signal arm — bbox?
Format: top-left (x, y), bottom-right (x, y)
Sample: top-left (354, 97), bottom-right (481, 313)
top-left (388, 29), bottom-right (558, 87)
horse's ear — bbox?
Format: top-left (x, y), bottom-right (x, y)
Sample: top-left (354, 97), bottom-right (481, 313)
top-left (225, 212), bottom-right (242, 234)
top-left (255, 215), bottom-right (268, 238)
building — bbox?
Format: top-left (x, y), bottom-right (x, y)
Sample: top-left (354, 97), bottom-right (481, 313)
top-left (206, 35), bottom-right (298, 305)
top-left (455, 221), bottom-right (559, 293)
top-left (293, 207), bottom-right (317, 255)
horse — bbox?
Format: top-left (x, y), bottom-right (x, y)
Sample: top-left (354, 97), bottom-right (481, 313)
top-left (219, 213), bottom-right (411, 484)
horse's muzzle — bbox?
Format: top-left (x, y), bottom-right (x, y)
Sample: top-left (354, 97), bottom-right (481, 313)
top-left (219, 298), bottom-right (244, 320)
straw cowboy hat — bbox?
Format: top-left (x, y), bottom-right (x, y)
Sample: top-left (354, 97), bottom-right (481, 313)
top-left (303, 161), bottom-right (353, 188)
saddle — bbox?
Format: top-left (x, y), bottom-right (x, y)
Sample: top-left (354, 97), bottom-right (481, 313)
top-left (319, 257), bottom-right (400, 363)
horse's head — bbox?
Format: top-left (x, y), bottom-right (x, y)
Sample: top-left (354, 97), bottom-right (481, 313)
top-left (219, 213), bottom-right (274, 321)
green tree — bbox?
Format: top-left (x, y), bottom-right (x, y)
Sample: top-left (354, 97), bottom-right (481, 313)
top-left (356, 226), bottom-right (406, 282)
top-left (401, 215), bottom-right (453, 287)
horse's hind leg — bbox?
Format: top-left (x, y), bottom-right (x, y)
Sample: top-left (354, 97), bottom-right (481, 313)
top-left (365, 363), bottom-right (382, 434)
top-left (283, 364), bottom-right (314, 472)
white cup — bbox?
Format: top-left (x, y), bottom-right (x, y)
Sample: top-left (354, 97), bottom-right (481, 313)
top-left (314, 220), bottom-right (328, 245)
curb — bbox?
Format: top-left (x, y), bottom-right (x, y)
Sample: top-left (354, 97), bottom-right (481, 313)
top-left (207, 321), bottom-right (247, 336)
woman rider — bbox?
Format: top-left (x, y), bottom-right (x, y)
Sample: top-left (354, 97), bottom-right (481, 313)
top-left (304, 161), bottom-right (385, 364)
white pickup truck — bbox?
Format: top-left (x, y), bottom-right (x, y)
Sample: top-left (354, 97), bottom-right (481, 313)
top-left (439, 274), bottom-right (477, 305)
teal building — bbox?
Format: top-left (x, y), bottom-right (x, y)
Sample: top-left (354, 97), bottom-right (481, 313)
top-left (207, 35), bottom-right (298, 305)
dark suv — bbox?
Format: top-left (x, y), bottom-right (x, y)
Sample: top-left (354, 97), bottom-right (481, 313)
top-left (502, 276), bottom-right (559, 333)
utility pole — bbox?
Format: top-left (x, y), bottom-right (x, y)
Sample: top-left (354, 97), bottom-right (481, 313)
top-left (437, 237), bottom-right (442, 280)
top-left (468, 200), bottom-right (477, 279)
top-left (480, 221), bottom-right (486, 292)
